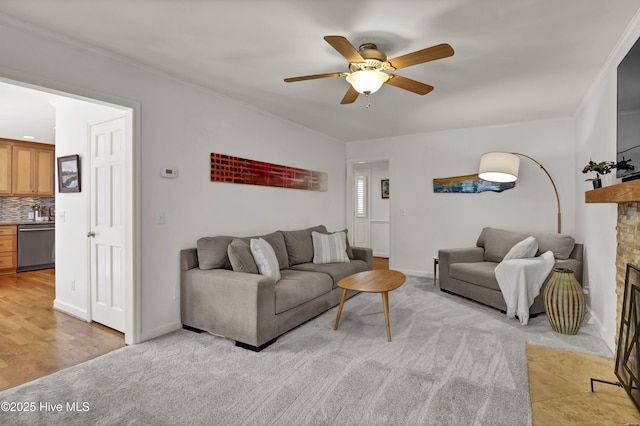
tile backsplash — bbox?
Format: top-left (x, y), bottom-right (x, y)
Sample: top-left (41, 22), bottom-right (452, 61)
top-left (0, 197), bottom-right (55, 222)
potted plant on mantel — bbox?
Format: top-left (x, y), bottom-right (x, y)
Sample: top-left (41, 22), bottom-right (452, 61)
top-left (582, 160), bottom-right (615, 189)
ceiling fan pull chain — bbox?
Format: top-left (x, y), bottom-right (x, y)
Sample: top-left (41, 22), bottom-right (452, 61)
top-left (365, 93), bottom-right (371, 109)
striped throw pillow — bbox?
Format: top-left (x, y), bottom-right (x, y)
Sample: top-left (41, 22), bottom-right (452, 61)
top-left (250, 238), bottom-right (281, 282)
top-left (312, 231), bottom-right (350, 264)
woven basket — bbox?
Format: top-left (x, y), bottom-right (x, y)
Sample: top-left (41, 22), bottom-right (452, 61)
top-left (543, 268), bottom-right (585, 335)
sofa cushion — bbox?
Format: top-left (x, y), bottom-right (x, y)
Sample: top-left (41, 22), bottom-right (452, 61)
top-left (250, 238), bottom-right (281, 283)
top-left (282, 225), bottom-right (327, 266)
top-left (275, 270), bottom-right (333, 314)
top-left (450, 261), bottom-right (500, 291)
top-left (535, 233), bottom-right (575, 260)
top-left (312, 231), bottom-right (350, 264)
top-left (241, 231), bottom-right (289, 270)
top-left (290, 259), bottom-right (369, 287)
top-left (227, 239), bottom-right (259, 274)
top-left (503, 236), bottom-right (538, 261)
top-left (476, 227), bottom-right (530, 263)
top-left (196, 235), bottom-right (234, 270)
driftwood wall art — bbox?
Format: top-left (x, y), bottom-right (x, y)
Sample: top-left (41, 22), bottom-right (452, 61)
top-left (433, 174), bottom-right (515, 193)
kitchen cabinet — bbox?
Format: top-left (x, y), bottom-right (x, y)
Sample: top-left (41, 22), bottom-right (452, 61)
top-left (0, 142), bottom-right (11, 195)
top-left (3, 139), bottom-right (55, 197)
top-left (0, 225), bottom-right (17, 274)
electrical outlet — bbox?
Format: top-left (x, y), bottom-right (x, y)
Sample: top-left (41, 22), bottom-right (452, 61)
top-left (71, 279), bottom-right (75, 291)
top-left (400, 209), bottom-right (407, 216)
top-left (156, 212), bottom-right (165, 225)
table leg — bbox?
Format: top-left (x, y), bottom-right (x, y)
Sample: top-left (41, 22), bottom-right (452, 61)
top-left (433, 256), bottom-right (439, 285)
top-left (334, 289), bottom-right (348, 330)
top-left (382, 291), bottom-right (391, 342)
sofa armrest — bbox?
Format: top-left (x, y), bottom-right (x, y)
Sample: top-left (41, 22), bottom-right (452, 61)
top-left (180, 248), bottom-right (198, 271)
top-left (553, 258), bottom-right (584, 285)
top-left (438, 247), bottom-right (485, 288)
top-left (180, 268), bottom-right (276, 347)
top-left (569, 243), bottom-right (584, 262)
top-left (352, 246), bottom-right (374, 270)
top-left (439, 247), bottom-right (484, 264)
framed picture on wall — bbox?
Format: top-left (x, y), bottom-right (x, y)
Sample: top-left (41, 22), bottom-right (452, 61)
top-left (381, 179), bottom-right (389, 199)
top-left (57, 154), bottom-right (81, 193)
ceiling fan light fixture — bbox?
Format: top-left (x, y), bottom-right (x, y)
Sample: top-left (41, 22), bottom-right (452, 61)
top-left (346, 70), bottom-right (389, 94)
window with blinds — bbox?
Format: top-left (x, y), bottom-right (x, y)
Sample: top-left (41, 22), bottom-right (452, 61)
top-left (355, 175), bottom-right (367, 218)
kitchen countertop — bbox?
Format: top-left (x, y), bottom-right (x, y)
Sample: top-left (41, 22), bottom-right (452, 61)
top-left (0, 221), bottom-right (56, 226)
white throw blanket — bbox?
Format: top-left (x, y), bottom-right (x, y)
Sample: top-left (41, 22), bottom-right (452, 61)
top-left (495, 251), bottom-right (555, 325)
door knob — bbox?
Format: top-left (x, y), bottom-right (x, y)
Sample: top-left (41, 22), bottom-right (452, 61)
top-left (87, 231), bottom-right (96, 238)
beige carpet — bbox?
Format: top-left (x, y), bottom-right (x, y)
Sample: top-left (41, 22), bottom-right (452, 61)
top-left (527, 344), bottom-right (640, 425)
top-left (0, 276), bottom-right (614, 425)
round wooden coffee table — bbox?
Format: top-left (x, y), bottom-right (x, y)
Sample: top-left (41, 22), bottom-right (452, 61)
top-left (333, 269), bottom-right (406, 342)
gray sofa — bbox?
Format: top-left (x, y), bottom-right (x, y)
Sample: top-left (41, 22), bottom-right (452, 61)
top-left (180, 225), bottom-right (373, 351)
top-left (438, 227), bottom-right (583, 315)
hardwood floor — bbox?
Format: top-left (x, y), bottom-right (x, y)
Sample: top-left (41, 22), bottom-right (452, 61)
top-left (0, 269), bottom-right (125, 391)
top-left (373, 256), bottom-right (389, 270)
top-left (528, 344), bottom-right (640, 425)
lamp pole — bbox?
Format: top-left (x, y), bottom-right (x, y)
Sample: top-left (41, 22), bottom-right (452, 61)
top-left (512, 152), bottom-right (562, 234)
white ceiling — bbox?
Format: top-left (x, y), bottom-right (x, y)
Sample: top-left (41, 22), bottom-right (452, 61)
top-left (0, 81), bottom-right (61, 144)
top-left (0, 0), bottom-right (639, 143)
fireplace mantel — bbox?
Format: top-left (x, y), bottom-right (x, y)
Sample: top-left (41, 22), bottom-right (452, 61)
top-left (585, 179), bottom-right (640, 203)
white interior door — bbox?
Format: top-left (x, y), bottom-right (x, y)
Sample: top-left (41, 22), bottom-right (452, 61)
top-left (353, 169), bottom-right (371, 248)
top-left (89, 117), bottom-right (126, 332)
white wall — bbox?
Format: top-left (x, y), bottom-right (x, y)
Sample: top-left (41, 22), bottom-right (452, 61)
top-left (347, 119), bottom-right (576, 276)
top-left (0, 21), bottom-right (346, 341)
top-left (574, 15), bottom-right (640, 352)
top-left (53, 99), bottom-right (125, 320)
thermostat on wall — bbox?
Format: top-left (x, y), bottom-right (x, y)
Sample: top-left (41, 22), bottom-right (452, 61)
top-left (161, 167), bottom-right (178, 178)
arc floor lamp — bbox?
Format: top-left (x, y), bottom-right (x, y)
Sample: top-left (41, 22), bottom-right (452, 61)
top-left (478, 152), bottom-right (561, 234)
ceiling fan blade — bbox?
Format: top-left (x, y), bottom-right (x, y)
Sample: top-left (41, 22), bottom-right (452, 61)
top-left (340, 86), bottom-right (359, 104)
top-left (324, 36), bottom-right (365, 63)
top-left (284, 72), bottom-right (346, 82)
top-left (385, 75), bottom-right (434, 95)
top-left (388, 43), bottom-right (454, 70)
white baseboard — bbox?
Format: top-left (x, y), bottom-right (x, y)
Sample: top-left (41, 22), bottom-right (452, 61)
top-left (394, 268), bottom-right (429, 278)
top-left (586, 305), bottom-right (614, 353)
top-left (53, 299), bottom-right (88, 321)
top-left (140, 320), bottom-right (182, 342)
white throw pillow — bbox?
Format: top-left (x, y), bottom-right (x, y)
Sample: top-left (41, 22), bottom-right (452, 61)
top-left (502, 236), bottom-right (538, 261)
top-left (312, 231), bottom-right (350, 264)
top-left (250, 238), bottom-right (281, 282)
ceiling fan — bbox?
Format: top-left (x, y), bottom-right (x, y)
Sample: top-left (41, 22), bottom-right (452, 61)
top-left (284, 35), bottom-right (454, 105)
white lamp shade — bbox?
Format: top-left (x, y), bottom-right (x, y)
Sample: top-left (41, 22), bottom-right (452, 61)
top-left (478, 152), bottom-right (520, 182)
top-left (346, 70), bottom-right (389, 94)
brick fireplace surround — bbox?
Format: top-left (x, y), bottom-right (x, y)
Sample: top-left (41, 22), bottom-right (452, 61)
top-left (586, 180), bottom-right (640, 348)
top-left (616, 203), bottom-right (639, 344)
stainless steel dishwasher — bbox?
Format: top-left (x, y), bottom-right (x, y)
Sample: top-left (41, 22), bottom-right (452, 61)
top-left (17, 223), bottom-right (55, 272)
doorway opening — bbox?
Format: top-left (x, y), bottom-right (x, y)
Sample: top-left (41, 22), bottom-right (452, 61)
top-left (0, 76), bottom-right (139, 345)
top-left (349, 160), bottom-right (391, 263)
